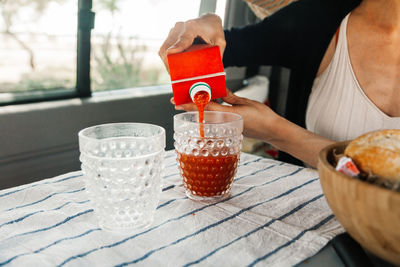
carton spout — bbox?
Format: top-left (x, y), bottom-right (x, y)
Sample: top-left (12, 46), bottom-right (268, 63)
top-left (189, 82), bottom-right (211, 102)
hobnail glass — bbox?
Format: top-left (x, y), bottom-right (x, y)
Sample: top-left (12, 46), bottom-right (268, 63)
top-left (79, 123), bottom-right (165, 231)
top-left (174, 111), bottom-right (243, 201)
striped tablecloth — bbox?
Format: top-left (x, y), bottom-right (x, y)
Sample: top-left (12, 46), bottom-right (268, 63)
top-left (0, 151), bottom-right (344, 267)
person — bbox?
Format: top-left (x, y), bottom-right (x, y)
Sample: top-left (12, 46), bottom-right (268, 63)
top-left (159, 0), bottom-right (400, 168)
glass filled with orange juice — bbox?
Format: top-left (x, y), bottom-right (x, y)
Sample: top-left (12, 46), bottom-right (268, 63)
top-left (174, 111), bottom-right (243, 201)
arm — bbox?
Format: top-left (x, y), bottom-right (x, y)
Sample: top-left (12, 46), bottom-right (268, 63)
top-left (159, 1), bottom-right (308, 71)
top-left (264, 112), bottom-right (335, 167)
top-left (223, 0), bottom-right (362, 70)
top-left (223, 5), bottom-right (300, 69)
top-left (159, 0), bottom-right (353, 71)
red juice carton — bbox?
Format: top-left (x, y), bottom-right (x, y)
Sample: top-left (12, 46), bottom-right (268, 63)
top-left (167, 44), bottom-right (227, 106)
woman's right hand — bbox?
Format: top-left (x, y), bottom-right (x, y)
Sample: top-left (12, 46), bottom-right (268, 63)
top-left (158, 13), bottom-right (226, 72)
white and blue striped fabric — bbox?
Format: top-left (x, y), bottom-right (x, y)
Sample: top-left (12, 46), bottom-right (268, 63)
top-left (0, 151), bottom-right (344, 267)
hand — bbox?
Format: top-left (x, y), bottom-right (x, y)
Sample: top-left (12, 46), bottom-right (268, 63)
top-left (159, 13), bottom-right (226, 72)
top-left (172, 90), bottom-right (280, 142)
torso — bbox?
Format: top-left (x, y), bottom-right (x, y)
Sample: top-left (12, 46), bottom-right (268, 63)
top-left (306, 12), bottom-right (400, 141)
top-left (347, 10), bottom-right (400, 117)
top-left (317, 7), bottom-right (400, 117)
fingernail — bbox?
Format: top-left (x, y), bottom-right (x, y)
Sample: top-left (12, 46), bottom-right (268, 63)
top-left (167, 45), bottom-right (178, 53)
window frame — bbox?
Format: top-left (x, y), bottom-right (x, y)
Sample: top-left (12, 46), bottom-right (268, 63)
top-left (76, 0), bottom-right (95, 98)
top-left (0, 0), bottom-right (224, 106)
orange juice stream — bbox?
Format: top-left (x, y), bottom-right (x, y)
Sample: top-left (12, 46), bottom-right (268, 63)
top-left (193, 91), bottom-right (209, 138)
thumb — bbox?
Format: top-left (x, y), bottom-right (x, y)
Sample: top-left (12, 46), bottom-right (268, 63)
top-left (221, 90), bottom-right (248, 105)
top-left (167, 35), bottom-right (194, 55)
top-left (203, 101), bottom-right (235, 113)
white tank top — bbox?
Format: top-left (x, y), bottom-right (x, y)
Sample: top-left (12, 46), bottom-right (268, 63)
top-left (305, 14), bottom-right (400, 142)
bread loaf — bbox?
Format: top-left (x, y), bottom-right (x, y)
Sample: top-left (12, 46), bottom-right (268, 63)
top-left (344, 129), bottom-right (400, 182)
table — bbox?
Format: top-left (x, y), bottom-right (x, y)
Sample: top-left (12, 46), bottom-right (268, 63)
top-left (0, 151), bottom-right (345, 266)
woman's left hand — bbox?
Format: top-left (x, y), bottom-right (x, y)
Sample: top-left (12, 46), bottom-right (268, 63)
top-left (172, 89), bottom-right (335, 168)
top-left (172, 90), bottom-right (279, 142)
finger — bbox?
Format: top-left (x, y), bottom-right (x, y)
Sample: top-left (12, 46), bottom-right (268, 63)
top-left (171, 98), bottom-right (188, 110)
top-left (176, 102), bottom-right (197, 111)
top-left (159, 49), bottom-right (170, 72)
top-left (167, 17), bottom-right (216, 55)
top-left (214, 37), bottom-right (226, 58)
top-left (176, 101), bottom-right (236, 114)
top-left (159, 22), bottom-right (185, 71)
top-left (197, 14), bottom-right (225, 57)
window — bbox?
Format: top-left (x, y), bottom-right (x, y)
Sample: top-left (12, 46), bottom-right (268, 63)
top-left (0, 0), bottom-right (226, 105)
top-left (0, 0), bottom-right (78, 104)
top-left (91, 0), bottom-right (226, 92)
